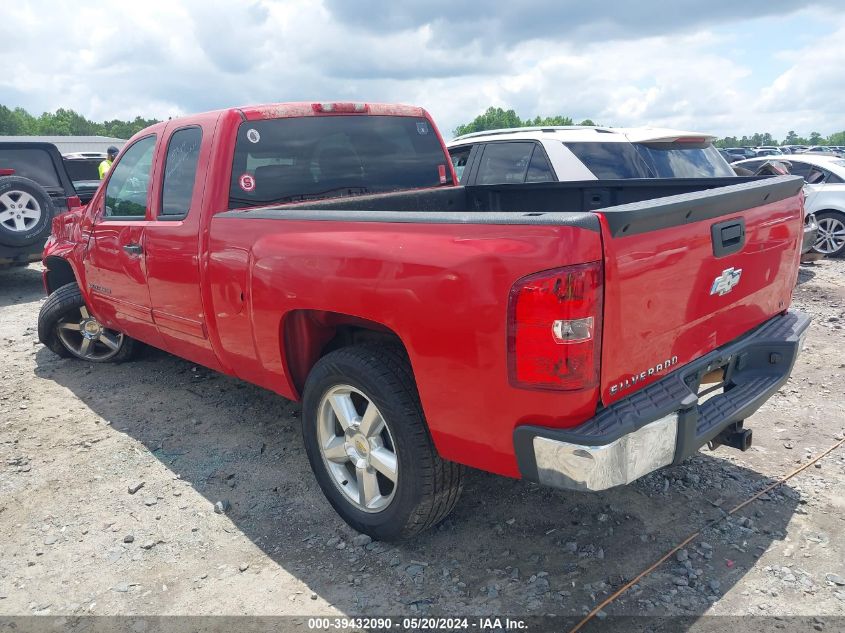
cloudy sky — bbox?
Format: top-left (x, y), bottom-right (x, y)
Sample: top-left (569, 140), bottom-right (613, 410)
top-left (3, 0), bottom-right (845, 139)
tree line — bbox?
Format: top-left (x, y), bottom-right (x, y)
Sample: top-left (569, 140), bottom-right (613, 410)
top-left (713, 130), bottom-right (845, 148)
top-left (0, 104), bottom-right (159, 139)
top-left (453, 107), bottom-right (595, 136)
top-left (454, 107), bottom-right (845, 147)
top-left (4, 103), bottom-right (845, 149)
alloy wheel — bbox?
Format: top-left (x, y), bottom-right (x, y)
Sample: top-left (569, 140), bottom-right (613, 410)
top-left (0, 190), bottom-right (42, 233)
top-left (814, 216), bottom-right (845, 255)
top-left (316, 384), bottom-right (398, 512)
top-left (56, 305), bottom-right (125, 361)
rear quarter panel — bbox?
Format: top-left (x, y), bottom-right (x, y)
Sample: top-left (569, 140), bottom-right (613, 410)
top-left (207, 216), bottom-right (603, 477)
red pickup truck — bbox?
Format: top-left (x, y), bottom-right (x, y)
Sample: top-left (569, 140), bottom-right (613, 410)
top-left (38, 102), bottom-right (810, 540)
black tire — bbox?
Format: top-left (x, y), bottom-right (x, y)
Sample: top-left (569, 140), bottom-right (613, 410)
top-left (38, 282), bottom-right (137, 362)
top-left (0, 176), bottom-right (55, 247)
top-left (813, 211), bottom-right (845, 258)
top-left (302, 345), bottom-right (464, 540)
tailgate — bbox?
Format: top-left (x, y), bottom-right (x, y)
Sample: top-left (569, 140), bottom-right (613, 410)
top-left (596, 176), bottom-right (805, 405)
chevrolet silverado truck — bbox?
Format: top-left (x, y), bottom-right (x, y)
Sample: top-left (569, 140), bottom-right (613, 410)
top-left (38, 102), bottom-right (810, 540)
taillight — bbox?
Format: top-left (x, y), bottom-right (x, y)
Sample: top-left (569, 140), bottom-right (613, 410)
top-left (67, 196), bottom-right (82, 210)
top-left (507, 261), bottom-right (603, 391)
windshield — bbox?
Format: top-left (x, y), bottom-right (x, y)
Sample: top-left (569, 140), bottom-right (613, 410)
top-left (229, 115), bottom-right (450, 208)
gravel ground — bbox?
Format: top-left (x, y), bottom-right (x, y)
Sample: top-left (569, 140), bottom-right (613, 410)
top-left (0, 260), bottom-right (843, 624)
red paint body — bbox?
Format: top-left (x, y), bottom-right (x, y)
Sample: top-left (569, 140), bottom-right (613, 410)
top-left (43, 103), bottom-right (803, 479)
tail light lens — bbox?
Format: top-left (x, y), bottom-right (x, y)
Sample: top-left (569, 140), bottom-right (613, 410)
top-left (66, 196), bottom-right (82, 210)
top-left (507, 261), bottom-right (603, 391)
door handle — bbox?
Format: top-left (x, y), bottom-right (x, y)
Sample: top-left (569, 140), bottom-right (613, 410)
top-left (123, 243), bottom-right (143, 256)
top-left (710, 218), bottom-right (745, 257)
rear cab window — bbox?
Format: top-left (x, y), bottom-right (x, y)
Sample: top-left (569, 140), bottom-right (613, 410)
top-left (228, 115), bottom-right (451, 208)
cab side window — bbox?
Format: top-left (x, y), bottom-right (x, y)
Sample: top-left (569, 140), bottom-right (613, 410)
top-left (105, 136), bottom-right (156, 218)
top-left (160, 127), bottom-right (202, 219)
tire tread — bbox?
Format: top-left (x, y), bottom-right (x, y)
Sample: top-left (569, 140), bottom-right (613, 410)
top-left (37, 282), bottom-right (136, 362)
top-left (303, 344), bottom-right (464, 539)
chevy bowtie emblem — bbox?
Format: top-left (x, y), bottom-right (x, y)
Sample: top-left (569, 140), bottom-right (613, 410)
top-left (710, 267), bottom-right (743, 296)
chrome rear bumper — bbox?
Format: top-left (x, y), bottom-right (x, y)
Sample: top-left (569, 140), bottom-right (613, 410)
top-left (514, 310), bottom-right (810, 492)
top-left (533, 413), bottom-right (678, 491)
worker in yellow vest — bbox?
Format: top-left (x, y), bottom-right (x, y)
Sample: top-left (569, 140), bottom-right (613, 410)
top-left (99, 146), bottom-right (119, 179)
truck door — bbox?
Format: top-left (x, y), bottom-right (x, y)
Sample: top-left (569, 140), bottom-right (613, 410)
top-left (83, 134), bottom-right (163, 347)
top-left (143, 117), bottom-right (224, 372)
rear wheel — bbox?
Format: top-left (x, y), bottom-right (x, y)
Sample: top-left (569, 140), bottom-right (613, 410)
top-left (38, 283), bottom-right (136, 362)
top-left (302, 345), bottom-right (464, 540)
top-left (813, 211), bottom-right (845, 257)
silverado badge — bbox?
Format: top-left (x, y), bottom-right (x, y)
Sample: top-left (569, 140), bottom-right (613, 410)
top-left (710, 267), bottom-right (742, 296)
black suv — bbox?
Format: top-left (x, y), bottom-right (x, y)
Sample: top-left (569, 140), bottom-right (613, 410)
top-left (0, 142), bottom-right (81, 267)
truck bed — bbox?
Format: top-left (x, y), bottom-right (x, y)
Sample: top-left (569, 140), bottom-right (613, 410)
top-left (221, 176), bottom-right (799, 228)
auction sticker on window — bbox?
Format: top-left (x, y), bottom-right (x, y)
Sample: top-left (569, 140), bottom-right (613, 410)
top-left (238, 173), bottom-right (256, 192)
top-left (246, 128), bottom-right (261, 143)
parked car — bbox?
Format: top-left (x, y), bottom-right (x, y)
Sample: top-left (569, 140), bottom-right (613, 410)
top-left (753, 148), bottom-right (783, 157)
top-left (726, 147), bottom-right (757, 160)
top-left (804, 146), bottom-right (845, 158)
top-left (719, 148), bottom-right (740, 163)
top-left (62, 152), bottom-right (107, 204)
top-left (447, 126), bottom-right (736, 184)
top-left (0, 142), bottom-right (82, 267)
top-left (735, 154), bottom-right (845, 257)
top-left (39, 102), bottom-right (809, 539)
top-left (734, 158), bottom-right (819, 257)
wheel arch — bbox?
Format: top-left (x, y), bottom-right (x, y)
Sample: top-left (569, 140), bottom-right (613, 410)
top-left (814, 208), bottom-right (845, 217)
top-left (281, 310), bottom-right (409, 399)
top-left (43, 255), bottom-right (78, 294)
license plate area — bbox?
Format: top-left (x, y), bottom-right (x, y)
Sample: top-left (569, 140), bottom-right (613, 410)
top-left (686, 357), bottom-right (733, 404)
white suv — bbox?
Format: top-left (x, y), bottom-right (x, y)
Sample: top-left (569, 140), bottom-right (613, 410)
top-left (446, 126), bottom-right (735, 185)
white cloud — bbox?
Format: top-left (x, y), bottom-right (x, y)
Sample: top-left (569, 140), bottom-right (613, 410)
top-left (1, 0), bottom-right (844, 140)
